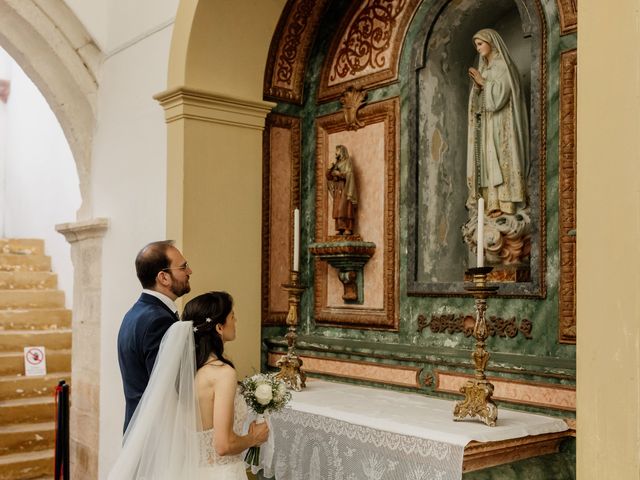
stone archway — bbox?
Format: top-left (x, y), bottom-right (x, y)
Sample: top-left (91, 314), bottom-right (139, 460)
top-left (0, 0), bottom-right (100, 219)
top-left (0, 1), bottom-right (107, 478)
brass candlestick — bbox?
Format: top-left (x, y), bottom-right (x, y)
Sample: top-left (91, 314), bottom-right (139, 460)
top-left (453, 266), bottom-right (499, 426)
top-left (275, 270), bottom-right (307, 391)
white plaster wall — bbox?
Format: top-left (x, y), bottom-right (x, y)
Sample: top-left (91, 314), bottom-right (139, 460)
top-left (79, 4), bottom-right (179, 476)
top-left (65, 0), bottom-right (178, 55)
top-left (0, 47), bottom-right (80, 307)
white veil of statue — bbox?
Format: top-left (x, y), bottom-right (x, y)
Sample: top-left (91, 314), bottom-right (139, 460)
top-left (466, 28), bottom-right (529, 217)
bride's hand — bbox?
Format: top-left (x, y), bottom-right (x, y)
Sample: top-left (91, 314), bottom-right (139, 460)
top-left (248, 421), bottom-right (269, 445)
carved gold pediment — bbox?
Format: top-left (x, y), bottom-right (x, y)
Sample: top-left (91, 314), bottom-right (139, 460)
top-left (317, 0), bottom-right (421, 102)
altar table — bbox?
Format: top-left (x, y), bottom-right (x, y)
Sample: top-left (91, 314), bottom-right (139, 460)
top-left (265, 380), bottom-right (568, 480)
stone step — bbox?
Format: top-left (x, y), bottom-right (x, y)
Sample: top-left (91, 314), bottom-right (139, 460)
top-left (0, 422), bottom-right (55, 456)
top-left (0, 239), bottom-right (44, 256)
top-left (0, 272), bottom-right (57, 290)
top-left (0, 309), bottom-right (71, 331)
top-left (0, 290), bottom-right (64, 310)
top-left (0, 254), bottom-right (51, 273)
top-left (0, 397), bottom-right (55, 426)
top-left (0, 373), bottom-right (70, 402)
top-left (0, 330), bottom-right (71, 353)
top-left (0, 351), bottom-right (71, 376)
top-left (0, 449), bottom-right (53, 480)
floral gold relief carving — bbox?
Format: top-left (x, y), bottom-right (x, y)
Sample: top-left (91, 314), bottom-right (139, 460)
top-left (274, 0), bottom-right (315, 88)
top-left (559, 49), bottom-right (577, 344)
top-left (318, 0), bottom-right (421, 102)
top-left (340, 86), bottom-right (367, 130)
top-left (417, 314), bottom-right (533, 339)
top-left (557, 0), bottom-right (577, 35)
top-left (329, 0), bottom-right (407, 82)
top-left (264, 0), bottom-right (329, 104)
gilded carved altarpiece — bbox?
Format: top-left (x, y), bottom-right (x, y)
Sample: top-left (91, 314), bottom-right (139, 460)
top-left (261, 0), bottom-right (577, 415)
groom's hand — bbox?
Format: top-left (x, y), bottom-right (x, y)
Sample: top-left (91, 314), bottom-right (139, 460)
top-left (248, 421), bottom-right (269, 446)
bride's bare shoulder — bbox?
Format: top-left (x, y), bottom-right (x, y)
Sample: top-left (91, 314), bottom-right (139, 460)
top-left (196, 362), bottom-right (236, 386)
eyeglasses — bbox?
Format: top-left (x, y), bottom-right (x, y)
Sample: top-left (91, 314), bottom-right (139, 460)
top-left (161, 262), bottom-right (190, 273)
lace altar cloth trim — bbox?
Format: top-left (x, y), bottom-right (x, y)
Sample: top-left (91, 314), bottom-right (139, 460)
top-left (284, 380), bottom-right (568, 445)
top-left (270, 409), bottom-right (464, 480)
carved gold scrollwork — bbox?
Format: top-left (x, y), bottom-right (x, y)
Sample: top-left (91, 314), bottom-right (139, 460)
top-left (557, 0), bottom-right (577, 35)
top-left (417, 314), bottom-right (533, 339)
top-left (275, 0), bottom-right (316, 87)
top-left (340, 86), bottom-right (367, 130)
top-left (329, 0), bottom-right (407, 82)
top-left (264, 0), bottom-right (329, 104)
top-left (559, 49), bottom-right (577, 344)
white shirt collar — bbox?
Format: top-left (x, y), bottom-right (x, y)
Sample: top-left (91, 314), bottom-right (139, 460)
top-left (142, 289), bottom-right (178, 316)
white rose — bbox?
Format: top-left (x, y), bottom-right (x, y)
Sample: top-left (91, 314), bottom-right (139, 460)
top-left (255, 383), bottom-right (273, 406)
top-left (276, 382), bottom-right (287, 399)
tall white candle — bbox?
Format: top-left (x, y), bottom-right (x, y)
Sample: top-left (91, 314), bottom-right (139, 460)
top-left (477, 198), bottom-right (484, 268)
top-left (293, 208), bottom-right (300, 272)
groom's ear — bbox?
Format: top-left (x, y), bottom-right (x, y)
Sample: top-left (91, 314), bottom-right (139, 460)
top-left (156, 270), bottom-right (171, 288)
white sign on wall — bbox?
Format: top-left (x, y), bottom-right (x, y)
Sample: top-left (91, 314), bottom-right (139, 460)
top-left (24, 346), bottom-right (47, 376)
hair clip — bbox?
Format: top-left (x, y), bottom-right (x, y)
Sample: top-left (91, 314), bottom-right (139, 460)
top-left (193, 326), bottom-right (199, 332)
top-left (205, 318), bottom-right (212, 323)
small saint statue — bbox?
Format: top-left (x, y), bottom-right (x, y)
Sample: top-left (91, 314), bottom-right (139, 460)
top-left (327, 145), bottom-right (357, 235)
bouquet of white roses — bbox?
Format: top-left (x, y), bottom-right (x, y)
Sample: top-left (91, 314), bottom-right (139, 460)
top-left (240, 373), bottom-right (291, 470)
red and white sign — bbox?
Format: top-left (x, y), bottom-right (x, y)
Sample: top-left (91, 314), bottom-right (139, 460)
top-left (24, 346), bottom-right (47, 376)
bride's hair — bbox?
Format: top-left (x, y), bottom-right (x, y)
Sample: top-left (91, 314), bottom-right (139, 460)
top-left (182, 291), bottom-right (235, 370)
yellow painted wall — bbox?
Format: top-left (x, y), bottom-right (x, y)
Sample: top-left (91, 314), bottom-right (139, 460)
top-left (169, 0), bottom-right (285, 99)
top-left (181, 116), bottom-right (265, 377)
top-left (163, 0), bottom-right (285, 377)
top-left (577, 0), bottom-right (640, 477)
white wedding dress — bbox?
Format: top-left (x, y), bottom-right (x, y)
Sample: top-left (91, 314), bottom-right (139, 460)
top-left (108, 322), bottom-right (251, 480)
top-left (197, 390), bottom-right (249, 479)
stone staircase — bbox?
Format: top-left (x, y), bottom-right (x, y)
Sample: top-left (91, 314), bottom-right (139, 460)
top-left (0, 239), bottom-right (71, 480)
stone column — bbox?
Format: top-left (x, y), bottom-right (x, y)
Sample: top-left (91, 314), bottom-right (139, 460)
top-left (56, 218), bottom-right (108, 480)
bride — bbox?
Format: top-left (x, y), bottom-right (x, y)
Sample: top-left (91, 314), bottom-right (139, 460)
top-left (108, 291), bottom-right (269, 479)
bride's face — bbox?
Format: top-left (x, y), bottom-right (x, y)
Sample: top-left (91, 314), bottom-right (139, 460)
top-left (217, 309), bottom-right (237, 343)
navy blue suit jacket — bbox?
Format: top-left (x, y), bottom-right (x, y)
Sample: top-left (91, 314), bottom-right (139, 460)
top-left (117, 292), bottom-right (178, 432)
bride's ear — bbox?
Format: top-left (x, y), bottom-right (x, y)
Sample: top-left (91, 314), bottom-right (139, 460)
top-left (215, 323), bottom-right (223, 335)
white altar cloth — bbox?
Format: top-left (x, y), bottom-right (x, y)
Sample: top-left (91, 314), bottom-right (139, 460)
top-left (267, 380), bottom-right (568, 480)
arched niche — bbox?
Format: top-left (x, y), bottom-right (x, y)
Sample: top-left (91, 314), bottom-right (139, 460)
top-left (407, 0), bottom-right (546, 297)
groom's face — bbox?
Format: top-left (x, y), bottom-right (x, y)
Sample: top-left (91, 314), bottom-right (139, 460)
top-left (165, 247), bottom-right (192, 298)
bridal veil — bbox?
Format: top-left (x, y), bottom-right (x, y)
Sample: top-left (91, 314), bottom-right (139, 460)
top-left (108, 321), bottom-right (203, 479)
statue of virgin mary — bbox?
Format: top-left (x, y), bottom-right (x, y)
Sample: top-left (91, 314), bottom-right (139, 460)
top-left (467, 28), bottom-right (529, 216)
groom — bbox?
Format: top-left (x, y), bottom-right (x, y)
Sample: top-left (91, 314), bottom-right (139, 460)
top-left (117, 240), bottom-right (192, 432)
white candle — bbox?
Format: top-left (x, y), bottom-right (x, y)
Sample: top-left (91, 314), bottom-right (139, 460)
top-left (293, 208), bottom-right (300, 272)
top-left (477, 198), bottom-right (484, 268)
